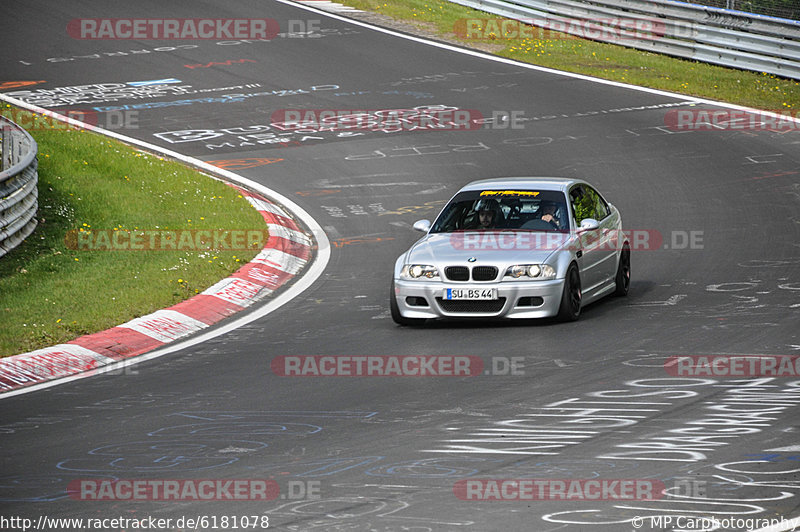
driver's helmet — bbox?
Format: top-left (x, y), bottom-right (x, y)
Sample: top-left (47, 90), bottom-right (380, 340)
top-left (474, 198), bottom-right (502, 216)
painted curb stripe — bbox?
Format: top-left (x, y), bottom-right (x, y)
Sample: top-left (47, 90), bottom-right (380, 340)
top-left (266, 223), bottom-right (312, 247)
top-left (70, 327), bottom-right (164, 359)
top-left (165, 294), bottom-right (244, 325)
top-left (118, 310), bottom-right (209, 343)
top-left (244, 198), bottom-right (306, 231)
top-left (201, 276), bottom-right (267, 307)
top-left (233, 263), bottom-right (296, 290)
top-left (0, 345), bottom-right (115, 392)
top-left (264, 235), bottom-right (312, 260)
top-left (251, 247), bottom-right (308, 274)
top-left (264, 211), bottom-right (303, 233)
top-left (0, 191), bottom-right (310, 393)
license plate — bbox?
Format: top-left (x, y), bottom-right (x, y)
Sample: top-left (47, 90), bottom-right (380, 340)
top-left (443, 288), bottom-right (498, 300)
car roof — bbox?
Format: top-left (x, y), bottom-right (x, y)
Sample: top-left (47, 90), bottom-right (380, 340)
top-left (460, 177), bottom-right (586, 193)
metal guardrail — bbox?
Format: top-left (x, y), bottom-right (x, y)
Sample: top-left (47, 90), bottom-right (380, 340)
top-left (447, 0), bottom-right (800, 79)
top-left (0, 116), bottom-right (38, 259)
top-left (675, 0), bottom-right (799, 22)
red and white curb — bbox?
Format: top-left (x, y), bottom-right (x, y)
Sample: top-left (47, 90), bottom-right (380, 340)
top-left (0, 184), bottom-right (313, 394)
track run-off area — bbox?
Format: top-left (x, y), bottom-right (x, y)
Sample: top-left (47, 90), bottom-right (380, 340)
top-left (1, 0), bottom-right (799, 530)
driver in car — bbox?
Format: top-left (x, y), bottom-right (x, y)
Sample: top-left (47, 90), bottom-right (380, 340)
top-left (467, 199), bottom-right (502, 229)
top-left (538, 200), bottom-right (562, 229)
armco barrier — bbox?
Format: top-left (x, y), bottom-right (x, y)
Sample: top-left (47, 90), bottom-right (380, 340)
top-left (0, 116), bottom-right (38, 258)
top-left (448, 0), bottom-right (800, 79)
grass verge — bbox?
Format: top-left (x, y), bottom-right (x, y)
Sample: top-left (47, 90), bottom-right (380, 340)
top-left (341, 0), bottom-right (799, 110)
top-left (0, 105), bottom-right (266, 357)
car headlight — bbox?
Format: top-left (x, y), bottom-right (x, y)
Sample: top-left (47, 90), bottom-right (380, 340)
top-left (400, 264), bottom-right (439, 279)
top-left (506, 264), bottom-right (556, 280)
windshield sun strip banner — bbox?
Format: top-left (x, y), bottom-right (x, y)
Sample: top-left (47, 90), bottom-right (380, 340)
top-left (479, 190), bottom-right (540, 197)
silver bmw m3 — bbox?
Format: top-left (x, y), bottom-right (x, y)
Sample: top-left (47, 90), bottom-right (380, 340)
top-left (390, 177), bottom-right (630, 324)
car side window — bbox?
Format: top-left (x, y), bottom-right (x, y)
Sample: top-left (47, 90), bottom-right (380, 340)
top-left (586, 186), bottom-right (609, 220)
top-left (570, 186), bottom-right (594, 224)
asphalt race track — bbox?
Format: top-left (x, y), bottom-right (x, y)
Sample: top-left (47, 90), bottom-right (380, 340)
top-left (1, 1), bottom-right (800, 530)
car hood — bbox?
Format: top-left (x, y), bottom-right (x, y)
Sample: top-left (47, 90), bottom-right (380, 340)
top-left (406, 231), bottom-right (571, 265)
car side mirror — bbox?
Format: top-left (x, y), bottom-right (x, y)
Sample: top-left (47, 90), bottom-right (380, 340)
top-left (413, 219), bottom-right (431, 233)
top-left (577, 218), bottom-right (600, 233)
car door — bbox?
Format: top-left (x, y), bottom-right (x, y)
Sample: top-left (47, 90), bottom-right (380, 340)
top-left (569, 185), bottom-right (615, 292)
top-left (585, 185), bottom-right (618, 285)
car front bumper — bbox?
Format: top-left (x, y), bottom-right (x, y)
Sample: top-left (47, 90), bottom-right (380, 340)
top-left (393, 278), bottom-right (566, 319)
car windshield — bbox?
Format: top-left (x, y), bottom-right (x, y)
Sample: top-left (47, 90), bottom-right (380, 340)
top-left (429, 189), bottom-right (569, 233)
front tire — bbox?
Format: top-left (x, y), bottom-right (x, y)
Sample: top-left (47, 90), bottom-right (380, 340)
top-left (557, 264), bottom-right (581, 322)
top-left (614, 244), bottom-right (631, 296)
top-left (390, 281), bottom-right (426, 326)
